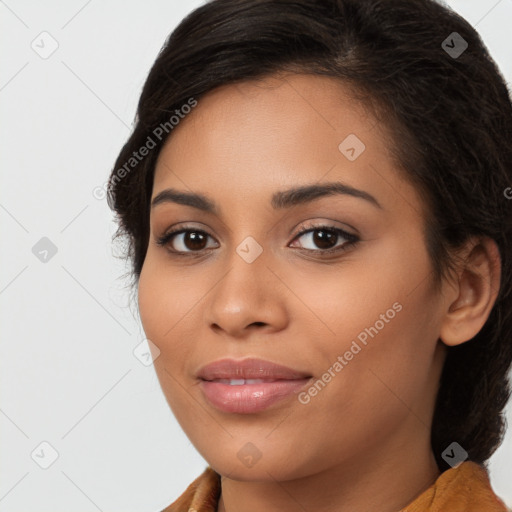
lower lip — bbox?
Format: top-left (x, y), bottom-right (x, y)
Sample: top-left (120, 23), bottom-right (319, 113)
top-left (200, 379), bottom-right (311, 414)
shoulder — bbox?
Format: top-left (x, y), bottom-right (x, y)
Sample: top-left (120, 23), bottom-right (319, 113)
top-left (402, 461), bottom-right (508, 511)
top-left (160, 466), bottom-right (221, 512)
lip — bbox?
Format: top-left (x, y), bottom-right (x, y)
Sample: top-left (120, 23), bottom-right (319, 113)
top-left (196, 357), bottom-right (311, 381)
top-left (197, 358), bottom-right (312, 414)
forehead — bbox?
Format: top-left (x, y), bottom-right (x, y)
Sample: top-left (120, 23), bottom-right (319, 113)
top-left (152, 72), bottom-right (421, 218)
top-left (155, 73), bottom-right (377, 174)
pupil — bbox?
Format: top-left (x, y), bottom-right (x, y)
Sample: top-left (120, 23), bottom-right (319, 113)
top-left (314, 230), bottom-right (336, 249)
top-left (185, 232), bottom-right (206, 250)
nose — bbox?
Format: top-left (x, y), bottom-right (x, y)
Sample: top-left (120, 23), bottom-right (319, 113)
top-left (203, 247), bottom-right (288, 339)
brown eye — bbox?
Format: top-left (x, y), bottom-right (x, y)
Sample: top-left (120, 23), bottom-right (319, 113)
top-left (181, 231), bottom-right (208, 251)
top-left (156, 229), bottom-right (218, 253)
top-left (290, 225), bottom-right (359, 255)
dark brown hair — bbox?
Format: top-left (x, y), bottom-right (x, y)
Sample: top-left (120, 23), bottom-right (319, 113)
top-left (107, 0), bottom-right (512, 472)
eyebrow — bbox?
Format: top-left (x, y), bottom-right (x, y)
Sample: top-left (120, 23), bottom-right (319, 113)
top-left (150, 181), bottom-right (382, 213)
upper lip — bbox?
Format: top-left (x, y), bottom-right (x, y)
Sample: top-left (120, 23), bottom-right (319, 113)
top-left (197, 358), bottom-right (312, 381)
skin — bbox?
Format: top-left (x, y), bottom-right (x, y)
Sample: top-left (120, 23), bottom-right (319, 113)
top-left (137, 73), bottom-right (501, 512)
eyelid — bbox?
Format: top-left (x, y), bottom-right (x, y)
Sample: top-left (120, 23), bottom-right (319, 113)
top-left (291, 218), bottom-right (358, 237)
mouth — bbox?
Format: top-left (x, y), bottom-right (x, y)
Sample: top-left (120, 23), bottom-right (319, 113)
top-left (196, 357), bottom-right (312, 381)
top-left (196, 358), bottom-right (313, 414)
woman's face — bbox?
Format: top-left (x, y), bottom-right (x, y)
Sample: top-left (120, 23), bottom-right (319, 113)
top-left (138, 73), bottom-right (449, 480)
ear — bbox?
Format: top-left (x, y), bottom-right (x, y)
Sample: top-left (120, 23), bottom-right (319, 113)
top-left (439, 236), bottom-right (501, 347)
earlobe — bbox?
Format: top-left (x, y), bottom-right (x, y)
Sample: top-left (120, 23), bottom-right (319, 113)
top-left (439, 237), bottom-right (501, 347)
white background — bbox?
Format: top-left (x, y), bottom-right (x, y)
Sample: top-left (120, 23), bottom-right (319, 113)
top-left (1, 1), bottom-right (511, 510)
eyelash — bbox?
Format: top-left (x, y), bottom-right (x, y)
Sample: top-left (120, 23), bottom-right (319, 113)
top-left (155, 224), bottom-right (359, 258)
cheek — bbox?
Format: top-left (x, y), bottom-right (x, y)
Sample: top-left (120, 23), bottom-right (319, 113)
top-left (138, 260), bottom-right (166, 343)
top-left (291, 291), bottom-right (440, 468)
top-left (285, 253), bottom-right (427, 356)
top-left (137, 257), bottom-right (197, 377)
top-left (138, 254), bottom-right (198, 341)
top-left (138, 260), bottom-right (203, 424)
top-left (294, 237), bottom-right (440, 403)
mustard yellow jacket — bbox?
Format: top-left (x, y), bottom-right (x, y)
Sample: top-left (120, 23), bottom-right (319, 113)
top-left (161, 461), bottom-right (509, 511)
